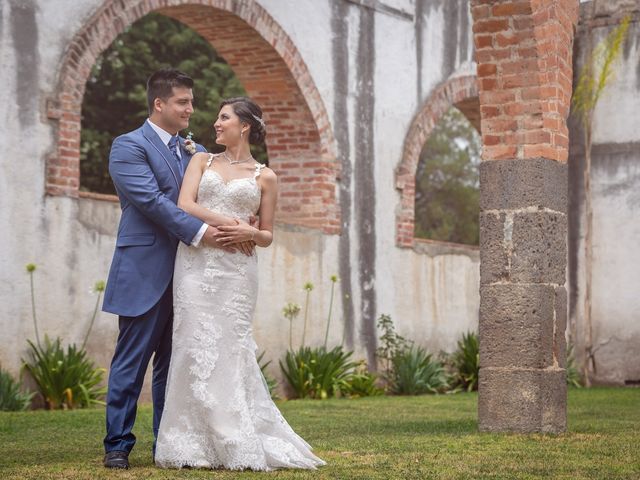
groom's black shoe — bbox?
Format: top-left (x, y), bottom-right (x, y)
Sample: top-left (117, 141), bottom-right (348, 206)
top-left (104, 450), bottom-right (129, 469)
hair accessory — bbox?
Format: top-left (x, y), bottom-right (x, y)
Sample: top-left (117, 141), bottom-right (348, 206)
top-left (252, 114), bottom-right (266, 129)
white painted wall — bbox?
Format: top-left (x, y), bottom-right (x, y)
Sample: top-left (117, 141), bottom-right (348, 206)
top-left (0, 0), bottom-right (482, 396)
top-left (569, 10), bottom-right (640, 385)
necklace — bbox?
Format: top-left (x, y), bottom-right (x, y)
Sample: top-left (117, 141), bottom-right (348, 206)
top-left (223, 150), bottom-right (253, 165)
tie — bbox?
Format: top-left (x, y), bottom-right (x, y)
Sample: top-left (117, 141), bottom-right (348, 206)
top-left (168, 136), bottom-right (183, 176)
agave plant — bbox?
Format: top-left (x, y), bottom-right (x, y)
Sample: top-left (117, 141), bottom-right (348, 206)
top-left (280, 345), bottom-right (358, 399)
top-left (22, 336), bottom-right (107, 409)
top-left (0, 366), bottom-right (34, 411)
top-left (390, 345), bottom-right (449, 395)
top-left (257, 350), bottom-right (279, 400)
top-left (451, 331), bottom-right (480, 392)
top-left (341, 361), bottom-right (383, 398)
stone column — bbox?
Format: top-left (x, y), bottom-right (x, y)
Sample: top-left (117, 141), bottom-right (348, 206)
top-left (470, 0), bottom-right (579, 433)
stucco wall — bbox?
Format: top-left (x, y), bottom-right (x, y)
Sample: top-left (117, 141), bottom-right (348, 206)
top-left (0, 0), bottom-right (481, 394)
top-left (568, 2), bottom-right (640, 385)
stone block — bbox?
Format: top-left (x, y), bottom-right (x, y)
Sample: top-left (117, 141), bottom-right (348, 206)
top-left (478, 367), bottom-right (567, 433)
top-left (479, 212), bottom-right (509, 284)
top-left (554, 286), bottom-right (567, 369)
top-left (510, 210), bottom-right (567, 284)
top-left (480, 284), bottom-right (555, 369)
top-left (480, 158), bottom-right (568, 213)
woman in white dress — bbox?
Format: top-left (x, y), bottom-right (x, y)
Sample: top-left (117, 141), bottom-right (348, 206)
top-left (154, 97), bottom-right (325, 470)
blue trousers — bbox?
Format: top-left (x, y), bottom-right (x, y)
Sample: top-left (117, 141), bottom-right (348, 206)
top-left (103, 283), bottom-right (173, 454)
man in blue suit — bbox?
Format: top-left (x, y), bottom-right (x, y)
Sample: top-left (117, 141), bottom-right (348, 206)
top-left (101, 69), bottom-right (225, 469)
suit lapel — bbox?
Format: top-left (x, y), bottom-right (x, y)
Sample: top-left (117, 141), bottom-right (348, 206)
top-left (179, 139), bottom-right (195, 170)
top-left (141, 121), bottom-right (181, 189)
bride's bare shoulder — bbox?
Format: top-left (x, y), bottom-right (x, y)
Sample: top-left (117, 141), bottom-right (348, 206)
top-left (191, 152), bottom-right (209, 162)
top-left (191, 151), bottom-right (219, 169)
top-left (258, 165), bottom-right (277, 184)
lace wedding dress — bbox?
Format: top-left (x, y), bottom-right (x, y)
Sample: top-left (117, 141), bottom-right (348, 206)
top-left (155, 154), bottom-right (325, 471)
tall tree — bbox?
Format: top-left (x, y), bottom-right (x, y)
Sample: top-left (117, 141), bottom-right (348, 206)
top-left (571, 12), bottom-right (630, 386)
top-left (80, 13), bottom-right (266, 195)
top-left (414, 107), bottom-right (481, 245)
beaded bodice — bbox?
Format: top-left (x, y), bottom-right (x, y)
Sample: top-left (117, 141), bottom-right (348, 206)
top-left (196, 153), bottom-right (264, 221)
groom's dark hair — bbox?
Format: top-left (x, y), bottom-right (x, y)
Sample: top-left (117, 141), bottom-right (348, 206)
top-left (146, 68), bottom-right (194, 114)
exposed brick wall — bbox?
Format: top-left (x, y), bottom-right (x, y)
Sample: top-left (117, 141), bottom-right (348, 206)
top-left (395, 75), bottom-right (479, 248)
top-left (472, 0), bottom-right (579, 162)
top-left (46, 0), bottom-right (340, 234)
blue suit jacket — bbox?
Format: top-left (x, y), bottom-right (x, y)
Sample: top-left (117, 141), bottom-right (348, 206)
top-left (102, 121), bottom-right (206, 317)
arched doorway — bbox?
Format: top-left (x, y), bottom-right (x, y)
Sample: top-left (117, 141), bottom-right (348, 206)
top-left (45, 0), bottom-right (340, 233)
top-left (395, 75), bottom-right (479, 248)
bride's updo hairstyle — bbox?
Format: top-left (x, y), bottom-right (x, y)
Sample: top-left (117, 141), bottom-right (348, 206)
top-left (220, 97), bottom-right (267, 145)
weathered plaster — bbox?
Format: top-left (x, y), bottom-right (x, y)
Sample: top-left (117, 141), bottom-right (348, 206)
top-left (0, 0), bottom-right (478, 394)
top-left (568, 3), bottom-right (640, 385)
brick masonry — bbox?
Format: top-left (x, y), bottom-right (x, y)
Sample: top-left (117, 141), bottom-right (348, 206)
top-left (395, 75), bottom-right (479, 248)
top-left (45, 0), bottom-right (340, 234)
top-left (471, 0), bottom-right (578, 163)
top-left (471, 0), bottom-right (579, 433)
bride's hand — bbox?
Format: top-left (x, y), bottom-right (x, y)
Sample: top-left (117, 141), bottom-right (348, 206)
top-left (215, 220), bottom-right (258, 247)
top-left (237, 240), bottom-right (255, 256)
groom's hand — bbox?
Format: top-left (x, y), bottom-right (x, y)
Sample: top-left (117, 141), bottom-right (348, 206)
top-left (202, 226), bottom-right (237, 253)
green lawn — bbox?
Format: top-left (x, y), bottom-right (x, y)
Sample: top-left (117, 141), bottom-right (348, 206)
top-left (0, 388), bottom-right (638, 479)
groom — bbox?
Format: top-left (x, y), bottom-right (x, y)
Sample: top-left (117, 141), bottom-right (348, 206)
top-left (101, 68), bottom-right (224, 469)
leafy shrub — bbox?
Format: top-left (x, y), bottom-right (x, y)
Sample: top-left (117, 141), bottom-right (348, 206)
top-left (390, 345), bottom-right (449, 395)
top-left (376, 314), bottom-right (409, 388)
top-left (0, 366), bottom-right (34, 411)
top-left (451, 331), bottom-right (479, 392)
top-left (22, 336), bottom-right (107, 409)
top-left (257, 351), bottom-right (279, 400)
top-left (341, 362), bottom-right (383, 398)
top-left (280, 346), bottom-right (358, 399)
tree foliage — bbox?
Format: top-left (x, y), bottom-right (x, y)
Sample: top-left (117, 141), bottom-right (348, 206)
top-left (414, 107), bottom-right (481, 245)
top-left (80, 13), bottom-right (265, 194)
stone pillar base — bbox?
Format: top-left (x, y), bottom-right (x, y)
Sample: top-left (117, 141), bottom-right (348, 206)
top-left (478, 368), bottom-right (567, 433)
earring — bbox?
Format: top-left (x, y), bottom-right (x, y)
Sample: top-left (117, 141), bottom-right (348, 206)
top-left (241, 131), bottom-right (244, 139)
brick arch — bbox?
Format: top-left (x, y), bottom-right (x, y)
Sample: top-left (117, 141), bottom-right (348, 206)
top-left (395, 75), bottom-right (479, 248)
top-left (46, 0), bottom-right (339, 233)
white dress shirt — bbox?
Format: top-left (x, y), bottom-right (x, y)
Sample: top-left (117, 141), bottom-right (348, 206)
top-left (146, 119), bottom-right (208, 246)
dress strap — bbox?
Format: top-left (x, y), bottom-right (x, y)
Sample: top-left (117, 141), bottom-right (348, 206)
top-left (206, 153), bottom-right (214, 168)
top-left (254, 163), bottom-right (266, 179)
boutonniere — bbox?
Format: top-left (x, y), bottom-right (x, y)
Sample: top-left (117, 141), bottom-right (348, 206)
top-left (183, 131), bottom-right (197, 155)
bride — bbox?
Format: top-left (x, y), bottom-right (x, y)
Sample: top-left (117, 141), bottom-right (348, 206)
top-left (154, 97), bottom-right (325, 470)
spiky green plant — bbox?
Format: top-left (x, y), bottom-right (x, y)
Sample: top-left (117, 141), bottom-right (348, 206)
top-left (0, 366), bottom-right (34, 411)
top-left (390, 345), bottom-right (449, 395)
top-left (341, 361), bottom-right (383, 398)
top-left (257, 350), bottom-right (279, 400)
top-left (280, 346), bottom-right (358, 399)
top-left (22, 336), bottom-right (107, 409)
top-left (451, 331), bottom-right (479, 392)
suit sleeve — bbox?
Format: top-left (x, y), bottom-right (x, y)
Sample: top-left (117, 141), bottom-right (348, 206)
top-left (109, 135), bottom-right (203, 245)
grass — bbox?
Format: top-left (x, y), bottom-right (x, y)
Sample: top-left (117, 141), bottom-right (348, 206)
top-left (0, 388), bottom-right (638, 479)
